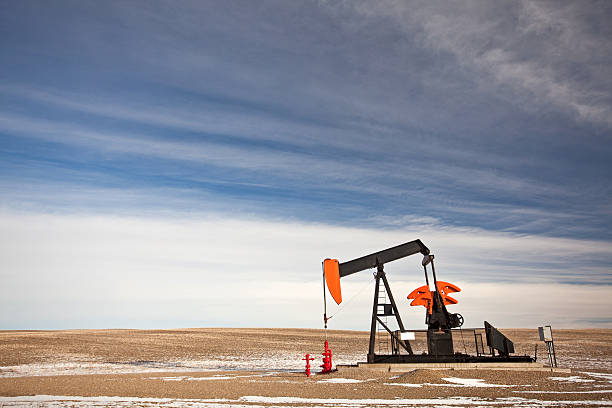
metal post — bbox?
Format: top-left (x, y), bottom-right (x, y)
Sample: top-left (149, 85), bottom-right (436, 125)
top-left (430, 258), bottom-right (438, 286)
top-left (367, 267), bottom-right (381, 362)
top-left (547, 342), bottom-right (553, 368)
top-left (430, 258), bottom-right (446, 308)
top-left (550, 331), bottom-right (558, 368)
top-left (322, 264), bottom-right (327, 332)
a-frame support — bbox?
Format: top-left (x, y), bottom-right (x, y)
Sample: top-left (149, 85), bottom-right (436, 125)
top-left (367, 261), bottom-right (413, 362)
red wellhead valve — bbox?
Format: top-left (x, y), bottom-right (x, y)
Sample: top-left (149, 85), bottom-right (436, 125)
top-left (302, 353), bottom-right (315, 377)
top-left (320, 340), bottom-right (333, 373)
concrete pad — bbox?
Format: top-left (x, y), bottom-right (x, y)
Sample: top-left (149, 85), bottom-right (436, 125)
top-left (337, 362), bottom-right (571, 373)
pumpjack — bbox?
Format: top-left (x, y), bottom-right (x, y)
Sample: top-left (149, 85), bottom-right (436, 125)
top-left (322, 239), bottom-right (532, 363)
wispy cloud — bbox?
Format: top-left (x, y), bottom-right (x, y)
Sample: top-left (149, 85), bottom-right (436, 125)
top-left (0, 85), bottom-right (355, 150)
top-left (1, 98), bottom-right (610, 239)
top-left (0, 211), bottom-right (610, 329)
top-left (344, 0), bottom-right (612, 127)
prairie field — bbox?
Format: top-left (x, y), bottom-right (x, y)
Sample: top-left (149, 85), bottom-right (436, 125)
top-left (0, 328), bottom-right (610, 407)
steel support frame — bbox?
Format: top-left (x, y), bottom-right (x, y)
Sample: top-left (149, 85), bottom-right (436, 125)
top-left (367, 262), bottom-right (413, 363)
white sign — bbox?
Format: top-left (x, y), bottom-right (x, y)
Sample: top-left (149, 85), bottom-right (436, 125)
top-left (538, 325), bottom-right (553, 341)
top-left (400, 331), bottom-right (415, 341)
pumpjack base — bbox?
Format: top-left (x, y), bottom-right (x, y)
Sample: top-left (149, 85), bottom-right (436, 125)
top-left (367, 353), bottom-right (534, 364)
top-left (337, 360), bottom-right (570, 373)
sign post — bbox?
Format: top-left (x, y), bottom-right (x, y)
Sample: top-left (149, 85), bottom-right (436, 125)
top-left (538, 325), bottom-right (557, 368)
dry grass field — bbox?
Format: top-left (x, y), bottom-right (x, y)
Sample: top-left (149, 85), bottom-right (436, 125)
top-left (0, 328), bottom-right (610, 407)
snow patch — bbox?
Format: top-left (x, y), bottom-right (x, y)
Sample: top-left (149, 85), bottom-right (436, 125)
top-left (559, 356), bottom-right (612, 371)
top-left (517, 390), bottom-right (612, 394)
top-left (582, 371), bottom-right (612, 384)
top-left (0, 395), bottom-right (234, 407)
top-left (438, 377), bottom-right (515, 388)
top-left (148, 372), bottom-right (280, 382)
top-left (385, 382), bottom-right (423, 387)
top-left (549, 375), bottom-right (595, 383)
top-left (317, 378), bottom-right (363, 383)
top-left (189, 375), bottom-right (235, 381)
top-left (239, 395), bottom-right (612, 406)
top-left (1, 395), bottom-right (611, 407)
top-left (150, 375), bottom-right (236, 381)
top-left (384, 377), bottom-right (515, 388)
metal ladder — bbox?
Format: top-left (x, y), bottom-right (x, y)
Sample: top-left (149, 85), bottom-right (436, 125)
top-left (377, 283), bottom-right (389, 354)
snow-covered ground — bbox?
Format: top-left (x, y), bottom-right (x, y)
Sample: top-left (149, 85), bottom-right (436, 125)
top-left (549, 375), bottom-right (595, 383)
top-left (317, 378), bottom-right (372, 384)
top-left (1, 395), bottom-right (612, 407)
top-left (4, 353), bottom-right (609, 378)
top-left (148, 372), bottom-right (279, 381)
top-left (1, 345), bottom-right (611, 407)
top-left (582, 372), bottom-right (612, 384)
top-left (558, 356), bottom-right (612, 371)
top-left (384, 377), bottom-right (517, 388)
top-left (0, 353), bottom-right (364, 378)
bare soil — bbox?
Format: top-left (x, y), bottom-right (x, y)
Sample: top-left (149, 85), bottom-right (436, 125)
top-left (0, 328), bottom-right (610, 407)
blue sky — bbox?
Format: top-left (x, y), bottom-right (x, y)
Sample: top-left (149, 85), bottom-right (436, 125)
top-left (1, 1), bottom-right (611, 330)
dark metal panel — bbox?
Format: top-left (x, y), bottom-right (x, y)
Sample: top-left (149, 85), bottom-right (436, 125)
top-left (427, 329), bottom-right (454, 355)
top-left (377, 304), bottom-right (394, 316)
top-left (485, 321), bottom-right (515, 356)
top-left (339, 239), bottom-right (430, 277)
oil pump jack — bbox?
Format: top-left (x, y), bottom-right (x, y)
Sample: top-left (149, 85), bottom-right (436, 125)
top-left (323, 239), bottom-right (532, 364)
